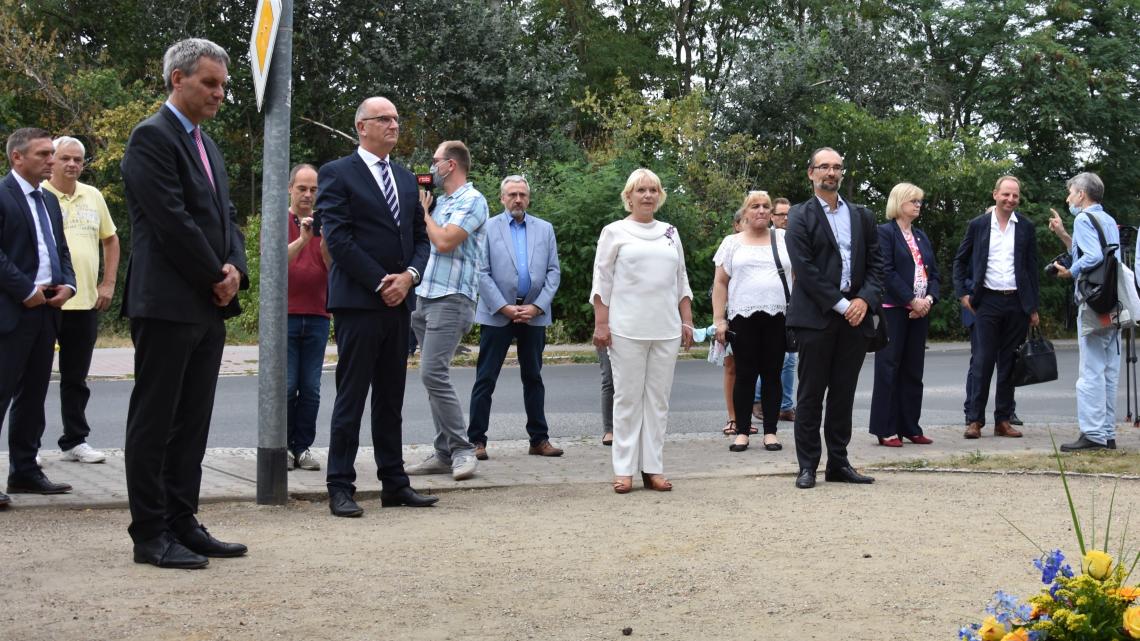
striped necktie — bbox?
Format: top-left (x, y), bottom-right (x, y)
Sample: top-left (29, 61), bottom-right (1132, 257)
top-left (193, 126), bottom-right (216, 191)
top-left (377, 159), bottom-right (400, 226)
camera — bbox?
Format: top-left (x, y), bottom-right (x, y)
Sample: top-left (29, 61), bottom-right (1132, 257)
top-left (1044, 252), bottom-right (1072, 277)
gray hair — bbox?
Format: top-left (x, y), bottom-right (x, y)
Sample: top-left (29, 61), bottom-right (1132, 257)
top-left (163, 38), bottom-right (229, 92)
top-left (53, 136), bottom-right (86, 157)
top-left (6, 127), bottom-right (52, 160)
top-left (289, 163), bottom-right (317, 186)
top-left (807, 146), bottom-right (842, 169)
top-left (1067, 172), bottom-right (1104, 204)
top-left (500, 175), bottom-right (530, 196)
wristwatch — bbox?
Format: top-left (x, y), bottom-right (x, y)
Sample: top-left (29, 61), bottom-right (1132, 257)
top-left (407, 267), bottom-right (422, 285)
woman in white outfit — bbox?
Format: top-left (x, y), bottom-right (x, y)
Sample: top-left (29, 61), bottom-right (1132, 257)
top-left (590, 168), bottom-right (694, 494)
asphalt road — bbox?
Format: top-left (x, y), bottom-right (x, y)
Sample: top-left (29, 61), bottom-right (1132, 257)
top-left (41, 344), bottom-right (1132, 449)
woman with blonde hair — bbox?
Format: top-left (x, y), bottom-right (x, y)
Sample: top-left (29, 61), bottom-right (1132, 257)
top-left (712, 190), bottom-right (791, 452)
top-left (591, 168), bottom-right (694, 493)
top-left (869, 182), bottom-right (941, 446)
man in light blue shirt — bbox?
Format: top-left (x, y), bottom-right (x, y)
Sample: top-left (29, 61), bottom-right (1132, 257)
top-left (1047, 172), bottom-right (1120, 451)
top-left (406, 141), bottom-right (489, 481)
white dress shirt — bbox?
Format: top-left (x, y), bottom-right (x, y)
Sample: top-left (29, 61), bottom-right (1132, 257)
top-left (984, 212), bottom-right (1019, 290)
top-left (11, 171), bottom-right (58, 298)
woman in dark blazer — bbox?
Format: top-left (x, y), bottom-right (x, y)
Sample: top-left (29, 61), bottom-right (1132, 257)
top-left (869, 183), bottom-right (941, 446)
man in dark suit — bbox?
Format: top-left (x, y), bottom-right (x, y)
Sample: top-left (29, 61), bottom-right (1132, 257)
top-left (953, 175), bottom-right (1039, 440)
top-left (120, 39), bottom-right (249, 569)
top-left (1, 127), bottom-right (78, 506)
top-left (785, 147), bottom-right (883, 489)
top-left (318, 96), bottom-right (438, 517)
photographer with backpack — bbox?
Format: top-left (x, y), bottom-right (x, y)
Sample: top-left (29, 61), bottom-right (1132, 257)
top-left (1047, 172), bottom-right (1121, 451)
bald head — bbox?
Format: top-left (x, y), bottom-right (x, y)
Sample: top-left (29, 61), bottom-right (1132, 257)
top-left (355, 96), bottom-right (401, 157)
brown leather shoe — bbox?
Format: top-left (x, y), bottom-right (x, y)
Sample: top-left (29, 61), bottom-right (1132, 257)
top-left (528, 440), bottom-right (563, 457)
top-left (473, 443), bottom-right (488, 460)
top-left (994, 420), bottom-right (1023, 437)
top-left (778, 409), bottom-right (796, 421)
top-left (964, 422), bottom-right (982, 439)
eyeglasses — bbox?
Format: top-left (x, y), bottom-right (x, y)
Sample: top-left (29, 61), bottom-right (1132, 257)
top-left (811, 164), bottom-right (844, 174)
top-left (772, 212), bottom-right (788, 217)
top-left (909, 199), bottom-right (924, 207)
top-left (430, 157), bottom-right (453, 165)
top-left (361, 115), bottom-right (400, 126)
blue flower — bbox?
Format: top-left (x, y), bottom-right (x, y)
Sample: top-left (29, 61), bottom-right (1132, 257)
top-left (958, 624), bottom-right (981, 641)
top-left (1034, 549), bottom-right (1070, 584)
top-left (987, 590), bottom-right (1023, 624)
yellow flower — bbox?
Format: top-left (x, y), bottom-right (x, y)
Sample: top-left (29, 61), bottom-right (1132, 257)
top-left (1082, 550), bottom-right (1113, 580)
top-left (1120, 586), bottom-right (1140, 602)
top-left (979, 616), bottom-right (1007, 641)
top-left (1001, 629), bottom-right (1030, 641)
top-left (1124, 606), bottom-right (1140, 639)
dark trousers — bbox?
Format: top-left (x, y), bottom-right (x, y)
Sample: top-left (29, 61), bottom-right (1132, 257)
top-left (966, 293), bottom-right (1029, 424)
top-left (792, 314), bottom-right (867, 472)
top-left (729, 312), bottom-right (785, 435)
top-left (125, 317), bottom-right (225, 543)
top-left (286, 314), bottom-right (330, 456)
top-left (869, 307), bottom-right (928, 438)
top-left (1, 305), bottom-right (59, 477)
top-left (57, 309), bottom-right (99, 450)
top-left (467, 322), bottom-right (549, 446)
top-left (326, 309), bottom-right (411, 495)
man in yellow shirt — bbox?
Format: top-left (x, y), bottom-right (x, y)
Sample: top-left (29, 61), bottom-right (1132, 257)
top-left (42, 136), bottom-right (119, 464)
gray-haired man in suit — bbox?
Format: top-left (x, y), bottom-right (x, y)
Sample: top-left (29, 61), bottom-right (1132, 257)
top-left (466, 175), bottom-right (563, 460)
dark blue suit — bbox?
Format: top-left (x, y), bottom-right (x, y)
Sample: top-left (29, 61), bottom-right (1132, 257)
top-left (868, 221), bottom-right (941, 438)
top-left (318, 151), bottom-right (429, 495)
top-left (953, 212), bottom-right (1039, 424)
top-left (0, 172), bottom-right (76, 477)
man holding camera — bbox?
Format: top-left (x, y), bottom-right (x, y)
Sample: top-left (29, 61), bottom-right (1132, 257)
top-left (1047, 172), bottom-right (1119, 451)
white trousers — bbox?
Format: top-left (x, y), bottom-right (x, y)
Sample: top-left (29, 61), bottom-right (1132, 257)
top-left (608, 334), bottom-right (680, 476)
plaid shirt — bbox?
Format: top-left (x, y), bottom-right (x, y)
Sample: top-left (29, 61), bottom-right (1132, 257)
top-left (416, 182), bottom-right (489, 301)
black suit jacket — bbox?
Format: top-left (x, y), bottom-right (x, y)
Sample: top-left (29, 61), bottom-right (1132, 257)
top-left (952, 212), bottom-right (1039, 326)
top-left (785, 196), bottom-right (884, 333)
top-left (119, 105), bottom-right (248, 323)
top-left (317, 152), bottom-right (429, 312)
top-left (877, 220), bottom-right (941, 307)
top-left (0, 173), bottom-right (76, 334)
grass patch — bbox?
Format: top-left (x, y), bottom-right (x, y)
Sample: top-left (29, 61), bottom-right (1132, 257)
top-left (871, 450), bottom-right (1140, 476)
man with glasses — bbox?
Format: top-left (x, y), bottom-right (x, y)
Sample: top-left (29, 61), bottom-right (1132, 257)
top-left (405, 141), bottom-right (489, 481)
top-left (754, 197), bottom-right (797, 423)
top-left (785, 147), bottom-right (883, 489)
top-left (953, 176), bottom-right (1039, 440)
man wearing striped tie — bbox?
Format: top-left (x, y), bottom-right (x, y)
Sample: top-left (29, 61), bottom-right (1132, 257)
top-left (318, 97), bottom-right (437, 517)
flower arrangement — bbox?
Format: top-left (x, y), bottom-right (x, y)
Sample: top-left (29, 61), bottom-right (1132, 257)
top-left (959, 436), bottom-right (1140, 641)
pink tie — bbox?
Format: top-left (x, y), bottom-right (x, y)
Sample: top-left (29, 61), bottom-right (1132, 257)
top-left (193, 126), bottom-right (216, 191)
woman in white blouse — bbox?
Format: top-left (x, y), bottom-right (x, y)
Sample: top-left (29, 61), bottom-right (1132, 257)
top-left (712, 191), bottom-right (792, 453)
top-left (591, 168), bottom-right (694, 494)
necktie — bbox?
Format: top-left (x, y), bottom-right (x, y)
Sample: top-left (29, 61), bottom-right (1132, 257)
top-left (377, 160), bottom-right (400, 226)
top-left (30, 190), bottom-right (63, 283)
top-left (193, 126), bottom-right (216, 191)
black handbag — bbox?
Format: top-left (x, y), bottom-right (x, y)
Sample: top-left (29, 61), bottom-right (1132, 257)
top-left (1012, 326), bottom-right (1058, 386)
top-left (1076, 212), bottom-right (1120, 314)
top-left (770, 235), bottom-right (798, 352)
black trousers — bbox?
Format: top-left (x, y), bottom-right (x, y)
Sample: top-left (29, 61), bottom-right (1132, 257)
top-left (966, 292), bottom-right (1029, 424)
top-left (728, 312), bottom-right (785, 435)
top-left (57, 309), bottom-right (99, 450)
top-left (125, 317), bottom-right (225, 543)
top-left (326, 308), bottom-right (412, 495)
top-left (868, 307), bottom-right (928, 438)
top-left (0, 305), bottom-right (59, 477)
top-left (792, 314), bottom-right (867, 472)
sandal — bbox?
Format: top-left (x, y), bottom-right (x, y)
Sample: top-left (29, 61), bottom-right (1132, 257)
top-left (612, 476), bottom-right (633, 494)
top-left (641, 472), bottom-right (673, 492)
top-left (749, 425), bottom-right (759, 435)
top-left (722, 420), bottom-right (736, 435)
top-left (602, 432), bottom-right (614, 446)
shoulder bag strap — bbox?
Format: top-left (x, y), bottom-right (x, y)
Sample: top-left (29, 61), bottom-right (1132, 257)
top-left (770, 232), bottom-right (791, 303)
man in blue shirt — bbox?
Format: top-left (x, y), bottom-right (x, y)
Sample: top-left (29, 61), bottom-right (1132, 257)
top-left (466, 176), bottom-right (563, 460)
top-left (1047, 172), bottom-right (1120, 451)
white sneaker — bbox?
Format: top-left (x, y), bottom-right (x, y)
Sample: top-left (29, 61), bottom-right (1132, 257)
top-left (451, 454), bottom-right (477, 481)
top-left (285, 450), bottom-right (295, 471)
top-left (405, 453), bottom-right (451, 475)
top-left (296, 449), bottom-right (320, 471)
top-left (61, 443), bottom-right (106, 464)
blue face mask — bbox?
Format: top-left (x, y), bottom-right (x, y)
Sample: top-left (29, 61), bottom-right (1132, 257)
top-left (1068, 204), bottom-right (1082, 216)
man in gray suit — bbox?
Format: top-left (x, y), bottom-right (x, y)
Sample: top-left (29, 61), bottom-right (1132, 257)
top-left (466, 175), bottom-right (562, 460)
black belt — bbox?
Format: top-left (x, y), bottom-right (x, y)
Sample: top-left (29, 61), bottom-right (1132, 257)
top-left (515, 297), bottom-right (525, 305)
top-left (983, 288), bottom-right (1018, 296)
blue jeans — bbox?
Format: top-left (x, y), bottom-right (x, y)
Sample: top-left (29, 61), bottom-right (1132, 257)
top-left (755, 352), bottom-right (796, 411)
top-left (1076, 317), bottom-right (1120, 445)
top-left (287, 314), bottom-right (330, 456)
top-left (467, 323), bottom-right (549, 446)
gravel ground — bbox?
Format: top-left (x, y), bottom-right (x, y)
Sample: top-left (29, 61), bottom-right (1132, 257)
top-left (2, 472), bottom-right (1128, 641)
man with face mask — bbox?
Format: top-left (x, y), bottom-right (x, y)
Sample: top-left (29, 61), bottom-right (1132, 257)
top-left (1047, 172), bottom-right (1119, 451)
top-left (405, 141), bottom-right (489, 481)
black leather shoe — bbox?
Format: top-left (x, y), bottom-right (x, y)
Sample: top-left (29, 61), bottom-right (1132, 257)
top-left (1059, 434), bottom-right (1108, 452)
top-left (133, 532), bottom-right (209, 569)
top-left (795, 469), bottom-right (816, 489)
top-left (1009, 412), bottom-right (1024, 426)
top-left (329, 491), bottom-right (364, 517)
top-left (1108, 439), bottom-right (1117, 450)
top-left (6, 472), bottom-right (72, 494)
top-left (0, 492), bottom-right (9, 508)
top-left (824, 466), bottom-right (875, 484)
top-left (178, 525), bottom-right (247, 557)
top-left (380, 486), bottom-right (439, 508)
